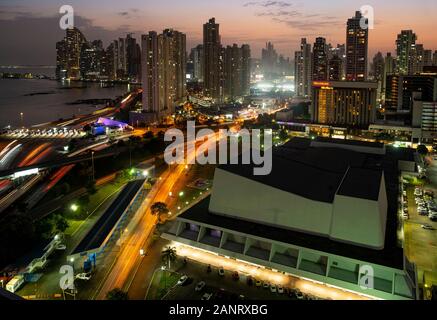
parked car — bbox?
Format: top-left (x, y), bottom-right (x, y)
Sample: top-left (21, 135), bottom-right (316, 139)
top-left (201, 293), bottom-right (213, 301)
top-left (75, 273), bottom-right (91, 281)
top-left (177, 275), bottom-right (189, 286)
top-left (195, 281), bottom-right (206, 292)
top-left (218, 267), bottom-right (225, 277)
top-left (278, 286), bottom-right (284, 294)
top-left (246, 276), bottom-right (253, 286)
top-left (263, 282), bottom-right (269, 289)
top-left (232, 271), bottom-right (239, 281)
top-left (421, 224), bottom-right (435, 230)
top-left (255, 279), bottom-right (262, 287)
top-left (270, 285), bottom-right (277, 293)
top-left (295, 290), bottom-right (305, 300)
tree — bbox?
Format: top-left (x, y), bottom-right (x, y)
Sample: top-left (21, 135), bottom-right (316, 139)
top-left (143, 131), bottom-right (154, 140)
top-left (417, 144), bottom-right (429, 156)
top-left (106, 288), bottom-right (129, 300)
top-left (161, 246), bottom-right (177, 270)
top-left (54, 215), bottom-right (69, 233)
top-left (151, 202), bottom-right (169, 223)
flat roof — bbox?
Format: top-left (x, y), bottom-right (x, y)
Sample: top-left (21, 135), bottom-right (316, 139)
top-left (219, 138), bottom-right (388, 202)
top-left (178, 196), bottom-right (404, 270)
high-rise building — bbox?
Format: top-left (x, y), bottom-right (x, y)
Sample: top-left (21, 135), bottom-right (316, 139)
top-left (328, 55), bottom-right (343, 81)
top-left (191, 45), bottom-right (204, 82)
top-left (328, 44), bottom-right (346, 80)
top-left (294, 38), bottom-right (312, 97)
top-left (80, 40), bottom-right (104, 79)
top-left (223, 44), bottom-right (251, 99)
top-left (126, 34), bottom-right (142, 82)
top-left (261, 42), bottom-right (279, 79)
top-left (382, 53), bottom-right (395, 102)
top-left (203, 18), bottom-right (223, 102)
top-left (311, 81), bottom-right (378, 127)
top-left (424, 49), bottom-right (433, 68)
top-left (312, 37), bottom-right (328, 81)
top-left (396, 30), bottom-right (417, 75)
top-left (346, 11), bottom-right (368, 81)
top-left (56, 28), bottom-right (87, 80)
top-left (409, 44), bottom-right (426, 75)
top-left (371, 52), bottom-right (385, 81)
top-left (433, 51), bottom-right (437, 66)
top-left (385, 74), bottom-right (437, 112)
top-left (141, 29), bottom-right (187, 121)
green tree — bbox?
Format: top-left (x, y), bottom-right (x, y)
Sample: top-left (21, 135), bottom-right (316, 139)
top-left (143, 131), bottom-right (154, 140)
top-left (54, 215), bottom-right (69, 233)
top-left (161, 246), bottom-right (177, 269)
top-left (151, 202), bottom-right (169, 223)
top-left (106, 288), bottom-right (129, 300)
top-left (417, 144), bottom-right (429, 156)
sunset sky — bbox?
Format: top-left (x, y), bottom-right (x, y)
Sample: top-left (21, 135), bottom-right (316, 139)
top-left (1, 0), bottom-right (437, 65)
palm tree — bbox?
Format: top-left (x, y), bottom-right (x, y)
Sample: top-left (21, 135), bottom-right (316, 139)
top-left (151, 202), bottom-right (169, 223)
top-left (161, 246), bottom-right (177, 270)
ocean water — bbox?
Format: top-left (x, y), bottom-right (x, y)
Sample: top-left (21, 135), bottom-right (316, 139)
top-left (0, 75), bottom-right (131, 128)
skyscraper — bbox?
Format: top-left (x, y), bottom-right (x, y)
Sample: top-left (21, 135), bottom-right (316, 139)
top-left (261, 42), bottom-right (279, 79)
top-left (396, 30), bottom-right (417, 75)
top-left (191, 45), bottom-right (204, 82)
top-left (433, 51), bottom-right (437, 66)
top-left (346, 11), bottom-right (368, 81)
top-left (141, 29), bottom-right (186, 121)
top-left (223, 44), bottom-right (251, 99)
top-left (126, 34), bottom-right (141, 82)
top-left (328, 55), bottom-right (343, 81)
top-left (294, 38), bottom-right (312, 97)
top-left (312, 37), bottom-right (328, 81)
top-left (56, 28), bottom-right (87, 80)
top-left (203, 18), bottom-right (223, 102)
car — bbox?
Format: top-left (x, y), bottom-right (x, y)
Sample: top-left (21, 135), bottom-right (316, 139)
top-left (238, 295), bottom-right (245, 300)
top-left (232, 271), bottom-right (239, 281)
top-left (263, 282), bottom-right (269, 289)
top-left (201, 293), bottom-right (213, 301)
top-left (278, 286), bottom-right (284, 294)
top-left (56, 244), bottom-right (67, 251)
top-left (218, 268), bottom-right (225, 277)
top-left (270, 285), bottom-right (277, 293)
top-left (195, 281), bottom-right (206, 292)
top-left (421, 224), bottom-right (435, 230)
top-left (402, 214), bottom-right (409, 220)
top-left (177, 275), bottom-right (189, 286)
top-left (246, 276), bottom-right (253, 286)
top-left (255, 279), bottom-right (262, 287)
top-left (295, 290), bottom-right (305, 300)
top-left (75, 273), bottom-right (91, 281)
top-left (430, 216), bottom-right (437, 222)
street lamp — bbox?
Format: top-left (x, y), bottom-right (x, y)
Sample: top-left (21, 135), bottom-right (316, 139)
top-left (70, 204), bottom-right (79, 212)
top-left (179, 191), bottom-right (184, 197)
top-left (91, 151), bottom-right (95, 181)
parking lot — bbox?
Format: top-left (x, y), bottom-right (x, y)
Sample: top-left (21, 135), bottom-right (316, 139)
top-left (402, 164), bottom-right (437, 296)
top-left (163, 262), bottom-right (312, 301)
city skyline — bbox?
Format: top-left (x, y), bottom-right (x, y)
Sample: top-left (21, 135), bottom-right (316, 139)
top-left (1, 0), bottom-right (437, 65)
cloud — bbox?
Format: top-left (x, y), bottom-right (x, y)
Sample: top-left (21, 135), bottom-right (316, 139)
top-left (244, 1), bottom-right (293, 8)
top-left (0, 14), bottom-right (141, 65)
top-left (116, 8), bottom-right (141, 18)
top-left (244, 1), bottom-right (343, 32)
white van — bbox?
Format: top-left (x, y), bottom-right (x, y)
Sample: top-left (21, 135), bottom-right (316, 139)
top-left (6, 275), bottom-right (25, 293)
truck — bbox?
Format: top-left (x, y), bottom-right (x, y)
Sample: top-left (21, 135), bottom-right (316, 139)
top-left (6, 275), bottom-right (25, 293)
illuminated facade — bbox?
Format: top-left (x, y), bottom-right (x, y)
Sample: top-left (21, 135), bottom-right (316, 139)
top-left (311, 81), bottom-right (378, 128)
top-left (346, 11), bottom-right (368, 81)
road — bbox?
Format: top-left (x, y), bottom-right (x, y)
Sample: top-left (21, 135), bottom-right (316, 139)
top-left (94, 132), bottom-right (221, 300)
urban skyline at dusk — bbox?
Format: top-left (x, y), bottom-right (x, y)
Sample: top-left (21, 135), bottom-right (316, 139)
top-left (1, 0), bottom-right (437, 65)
